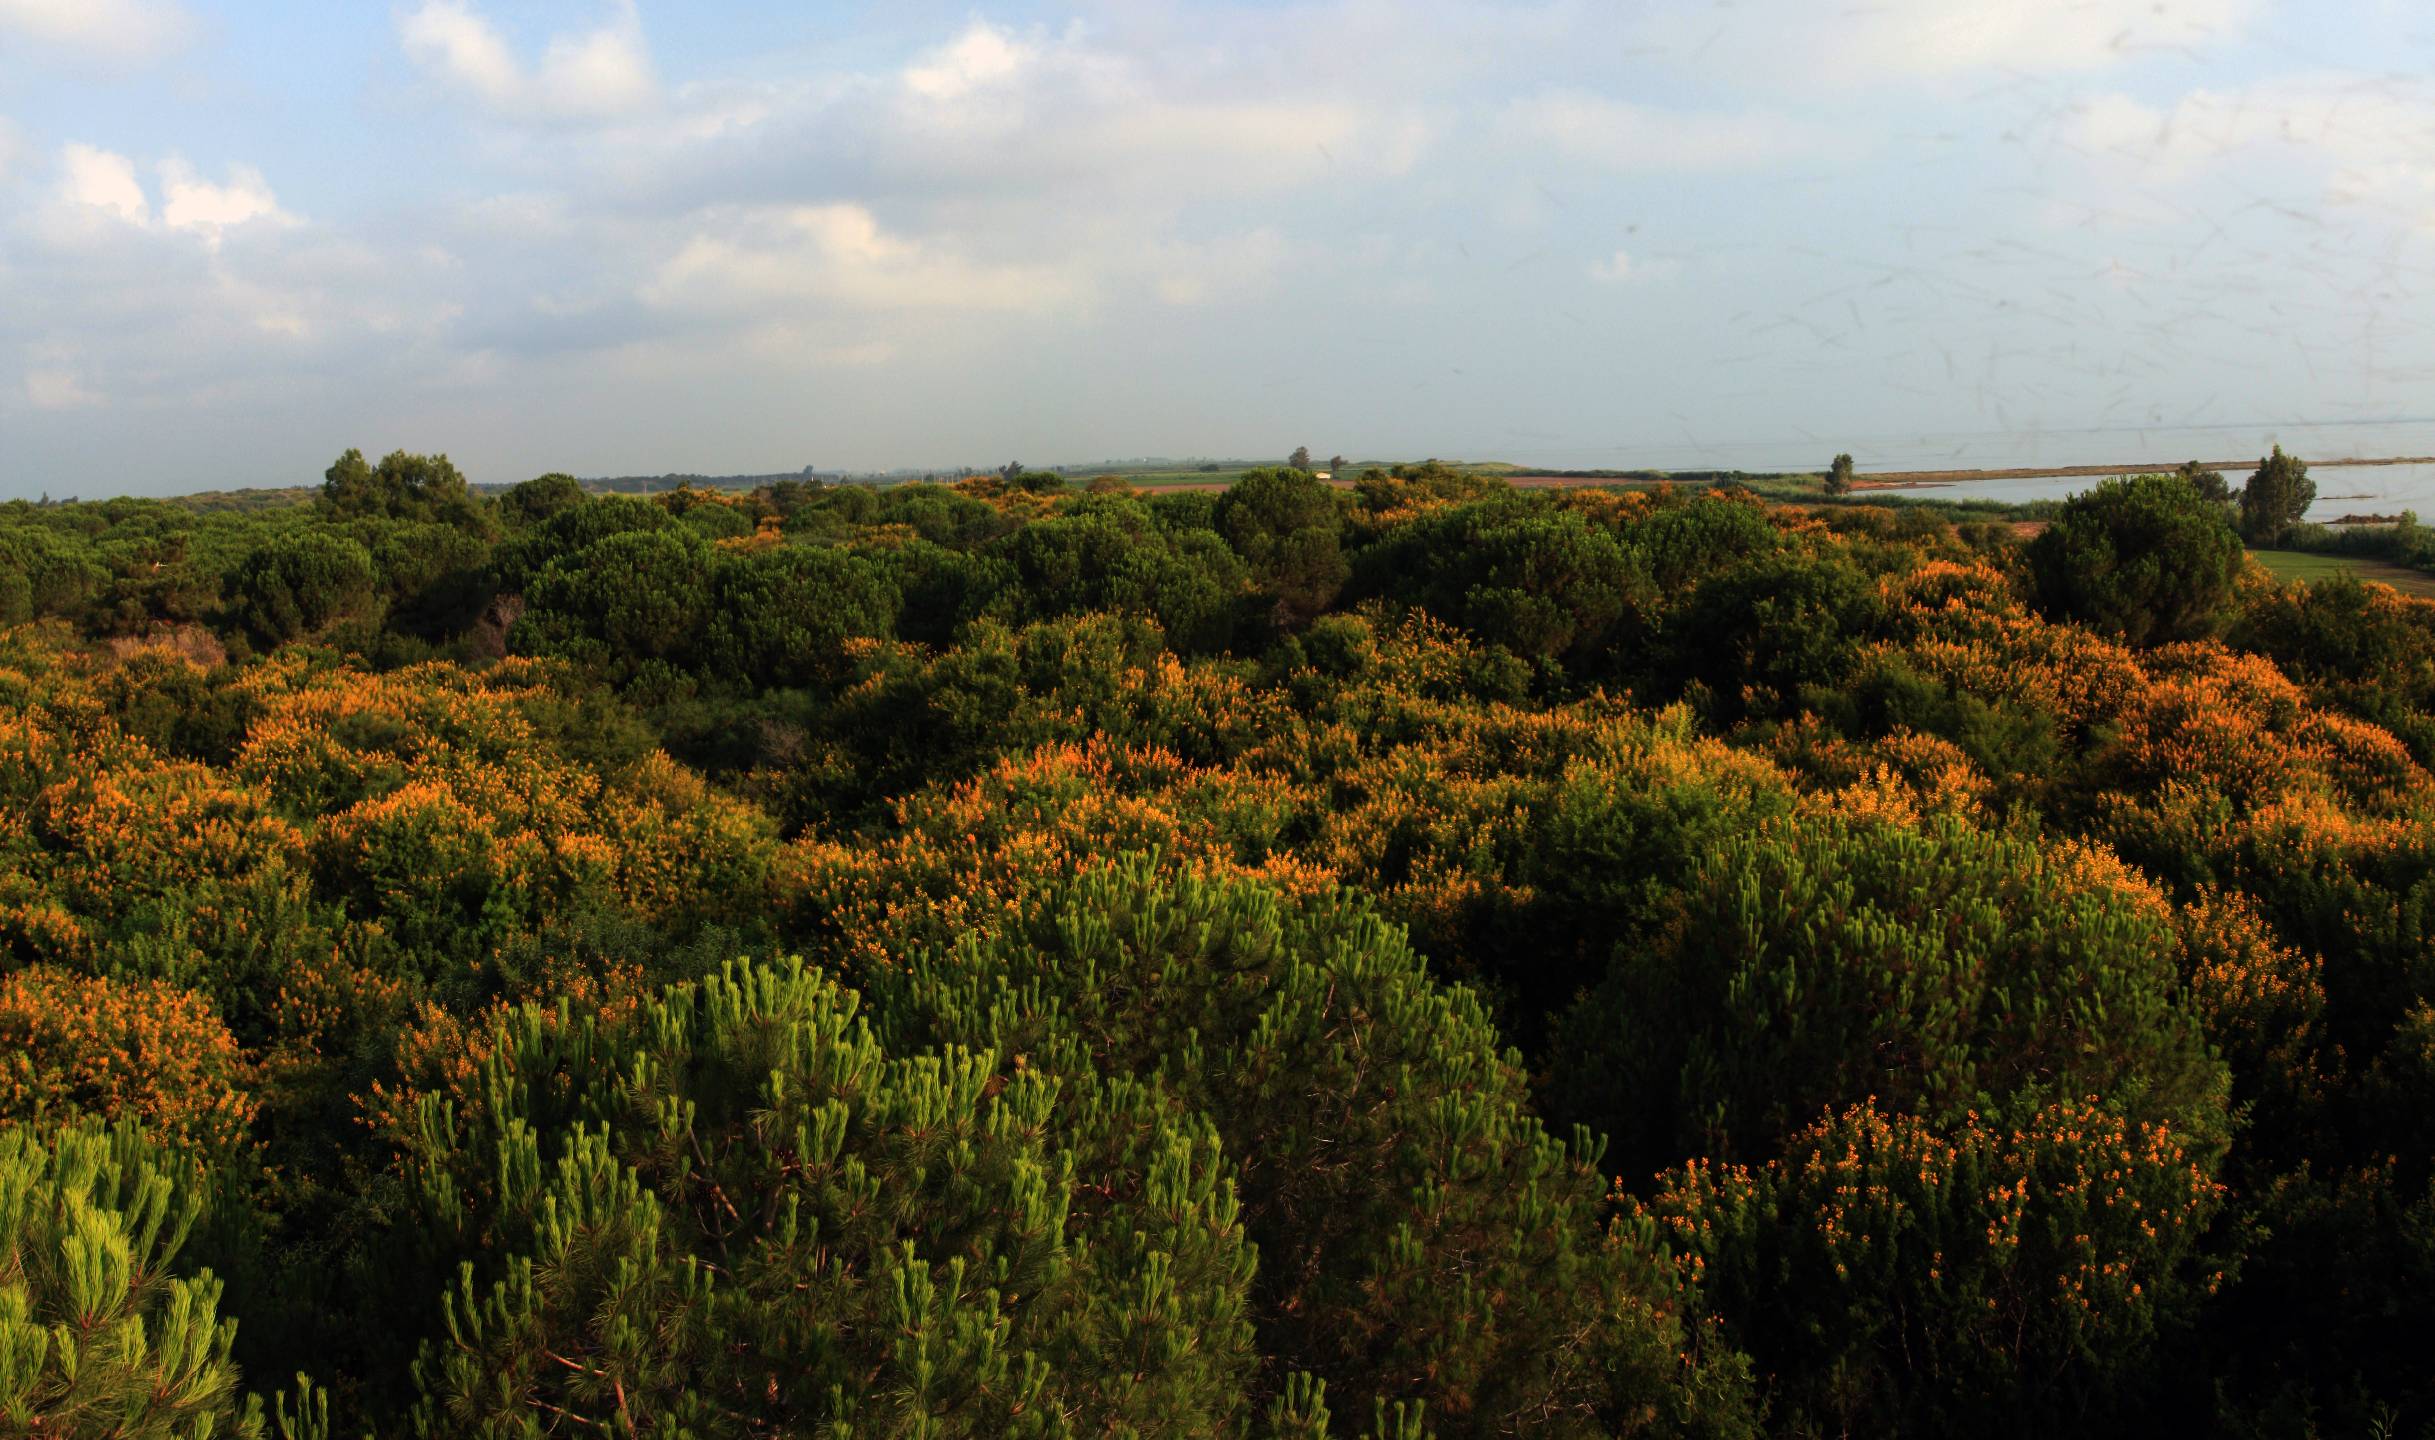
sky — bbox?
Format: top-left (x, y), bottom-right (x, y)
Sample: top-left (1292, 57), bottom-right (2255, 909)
top-left (2, 0), bottom-right (2433, 496)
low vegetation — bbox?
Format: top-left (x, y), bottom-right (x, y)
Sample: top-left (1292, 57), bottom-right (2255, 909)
top-left (3, 453), bottom-right (2434, 1436)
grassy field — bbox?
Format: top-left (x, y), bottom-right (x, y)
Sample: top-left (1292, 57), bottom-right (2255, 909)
top-left (2249, 549), bottom-right (2435, 598)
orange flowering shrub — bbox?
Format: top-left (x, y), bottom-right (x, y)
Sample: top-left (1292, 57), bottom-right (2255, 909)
top-left (1765, 713), bottom-right (1995, 822)
top-left (0, 966), bottom-right (257, 1157)
top-left (2100, 645), bottom-right (2418, 810)
top-left (594, 752), bottom-right (780, 927)
top-left (311, 778), bottom-right (518, 968)
top-left (776, 740), bottom-right (1300, 978)
top-left (776, 659), bottom-right (1809, 1027)
top-left (29, 761), bottom-right (305, 917)
top-left (212, 656), bottom-right (784, 990)
top-left (0, 622), bottom-right (797, 1083)
top-left (266, 944), bottom-right (412, 1062)
top-left (1876, 557), bottom-right (2019, 629)
top-left (2176, 888), bottom-right (2330, 1148)
top-left (1641, 1098), bottom-right (2224, 1435)
top-left (1896, 609), bottom-right (2153, 734)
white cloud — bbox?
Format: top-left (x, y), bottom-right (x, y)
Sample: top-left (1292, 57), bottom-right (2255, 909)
top-left (2073, 94), bottom-right (2175, 159)
top-left (534, 10), bottom-right (656, 116)
top-left (1507, 91), bottom-right (1812, 173)
top-left (160, 159), bottom-right (291, 243)
top-left (0, 116), bottom-right (20, 181)
top-left (0, 0), bottom-right (191, 61)
top-left (2, 199), bottom-right (468, 420)
top-left (641, 204), bottom-right (1085, 319)
top-left (398, 0), bottom-right (519, 100)
top-left (1832, 0), bottom-right (2256, 78)
top-left (902, 23), bottom-right (1035, 102)
top-left (2065, 75), bottom-right (2435, 229)
top-left (44, 147), bottom-right (294, 244)
top-left (398, 0), bottom-right (656, 122)
top-left (871, 22), bottom-right (1395, 198)
top-left (23, 367), bottom-right (101, 410)
top-left (57, 144), bottom-right (150, 224)
top-left (1617, 0), bottom-right (2259, 93)
top-left (3, 137), bottom-right (454, 427)
top-left (1587, 249), bottom-right (1684, 285)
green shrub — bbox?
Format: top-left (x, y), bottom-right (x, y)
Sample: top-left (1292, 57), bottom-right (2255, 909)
top-left (1663, 550), bottom-right (1883, 719)
top-left (1643, 1098), bottom-right (2224, 1437)
top-left (517, 528), bottom-right (714, 673)
top-left (0, 555), bottom-right (31, 626)
top-left (227, 529), bottom-right (377, 645)
top-left (1624, 492), bottom-right (1781, 591)
top-left (1352, 499), bottom-right (1652, 670)
top-left (2028, 473), bottom-right (2241, 646)
top-left (1218, 467), bottom-right (1349, 625)
top-left (1559, 814), bottom-right (2226, 1177)
top-left (705, 544), bottom-right (900, 686)
top-left (319, 449), bottom-right (490, 533)
top-left (495, 473), bottom-right (586, 527)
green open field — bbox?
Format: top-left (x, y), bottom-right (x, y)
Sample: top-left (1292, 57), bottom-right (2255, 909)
top-left (2248, 548), bottom-right (2435, 598)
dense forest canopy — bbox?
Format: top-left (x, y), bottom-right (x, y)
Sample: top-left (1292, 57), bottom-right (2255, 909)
top-left (4, 453), bottom-right (2434, 1438)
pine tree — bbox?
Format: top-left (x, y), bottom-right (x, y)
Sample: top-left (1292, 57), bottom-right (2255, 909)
top-left (861, 859), bottom-right (1761, 1439)
top-left (402, 959), bottom-right (1258, 1437)
top-left (0, 1124), bottom-right (265, 1439)
top-left (2028, 470), bottom-right (2243, 646)
top-left (2239, 445), bottom-right (2315, 544)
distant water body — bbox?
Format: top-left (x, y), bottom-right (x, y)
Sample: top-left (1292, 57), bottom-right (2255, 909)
top-left (1526, 419), bottom-right (2435, 519)
top-left (1877, 462), bottom-right (2435, 520)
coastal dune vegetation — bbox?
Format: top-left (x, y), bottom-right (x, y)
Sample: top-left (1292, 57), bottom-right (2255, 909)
top-left (3, 453), bottom-right (2433, 1436)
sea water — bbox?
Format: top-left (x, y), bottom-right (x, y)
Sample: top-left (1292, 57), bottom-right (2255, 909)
top-left (1887, 460), bottom-right (2435, 519)
top-left (1521, 418), bottom-right (2435, 519)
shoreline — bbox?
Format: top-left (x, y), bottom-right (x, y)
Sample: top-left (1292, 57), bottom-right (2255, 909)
top-left (1846, 455), bottom-right (2435, 490)
top-left (1135, 453), bottom-right (2435, 496)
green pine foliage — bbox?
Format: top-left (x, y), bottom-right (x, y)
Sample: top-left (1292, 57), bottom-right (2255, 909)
top-left (857, 860), bottom-right (1759, 1439)
top-left (1350, 498), bottom-right (1653, 670)
top-left (227, 529), bottom-right (378, 646)
top-left (2029, 471), bottom-right (2244, 645)
top-left (1558, 814), bottom-right (2228, 1177)
top-left (2238, 447), bottom-right (2316, 546)
top-left (1, 1124), bottom-right (262, 1438)
top-left (399, 959), bottom-right (1259, 1437)
top-left (1217, 467), bottom-right (1352, 626)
